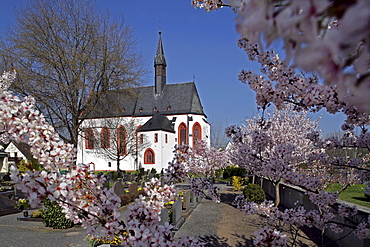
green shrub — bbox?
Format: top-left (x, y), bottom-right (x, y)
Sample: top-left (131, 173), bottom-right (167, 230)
top-left (223, 166), bottom-right (247, 179)
top-left (41, 199), bottom-right (76, 229)
top-left (243, 184), bottom-right (266, 203)
top-left (31, 209), bottom-right (42, 218)
top-left (18, 158), bottom-right (43, 173)
top-left (112, 172), bottom-right (118, 181)
top-left (215, 168), bottom-right (223, 180)
top-left (138, 168), bottom-right (145, 177)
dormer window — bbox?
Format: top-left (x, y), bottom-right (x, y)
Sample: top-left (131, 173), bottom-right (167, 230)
top-left (153, 106), bottom-right (157, 112)
top-left (139, 107), bottom-right (143, 113)
top-left (167, 105), bottom-right (171, 111)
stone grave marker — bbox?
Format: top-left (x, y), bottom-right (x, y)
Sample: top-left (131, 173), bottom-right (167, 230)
top-left (112, 181), bottom-right (125, 197)
top-left (190, 190), bottom-right (199, 207)
top-left (102, 179), bottom-right (110, 189)
top-left (183, 190), bottom-right (191, 210)
top-left (159, 208), bottom-right (169, 225)
top-left (172, 199), bottom-right (183, 226)
top-left (128, 182), bottom-right (138, 194)
top-left (106, 172), bottom-right (113, 181)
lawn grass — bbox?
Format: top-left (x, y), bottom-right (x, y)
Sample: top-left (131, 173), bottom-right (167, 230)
top-left (325, 184), bottom-right (370, 208)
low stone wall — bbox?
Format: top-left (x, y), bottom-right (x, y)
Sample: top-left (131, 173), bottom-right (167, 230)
top-left (255, 176), bottom-right (370, 247)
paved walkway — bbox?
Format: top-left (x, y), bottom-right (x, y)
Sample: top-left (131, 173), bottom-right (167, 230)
top-left (0, 212), bottom-right (86, 247)
top-left (0, 185), bottom-right (323, 247)
top-left (0, 191), bottom-right (87, 247)
top-left (175, 186), bottom-right (321, 247)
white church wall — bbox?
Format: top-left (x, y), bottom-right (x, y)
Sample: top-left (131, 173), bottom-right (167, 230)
top-left (171, 114), bottom-right (210, 148)
top-left (77, 113), bottom-right (210, 173)
top-left (77, 116), bottom-right (148, 171)
top-left (140, 130), bottom-right (176, 173)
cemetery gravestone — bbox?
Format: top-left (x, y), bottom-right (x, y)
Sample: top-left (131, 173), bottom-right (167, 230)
top-left (159, 208), bottom-right (169, 225)
top-left (183, 190), bottom-right (191, 210)
top-left (172, 199), bottom-right (183, 226)
top-left (107, 172), bottom-right (113, 182)
top-left (128, 182), bottom-right (138, 194)
top-left (112, 181), bottom-right (125, 197)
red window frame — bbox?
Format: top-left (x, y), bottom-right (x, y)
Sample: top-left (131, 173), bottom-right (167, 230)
top-left (193, 122), bottom-right (202, 149)
top-left (144, 148), bottom-right (155, 164)
top-left (117, 125), bottom-right (127, 155)
top-left (100, 127), bottom-right (110, 148)
top-left (178, 122), bottom-right (187, 145)
top-left (85, 128), bottom-right (95, 149)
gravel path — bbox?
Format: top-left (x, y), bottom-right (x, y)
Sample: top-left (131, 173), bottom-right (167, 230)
top-left (0, 212), bottom-right (86, 247)
top-left (175, 186), bottom-right (322, 247)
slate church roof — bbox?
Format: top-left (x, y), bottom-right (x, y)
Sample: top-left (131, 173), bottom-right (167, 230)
top-left (86, 32), bottom-right (206, 119)
top-left (86, 82), bottom-right (205, 119)
top-left (138, 111), bottom-right (175, 133)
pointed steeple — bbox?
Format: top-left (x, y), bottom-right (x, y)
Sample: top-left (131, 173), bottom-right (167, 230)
top-left (154, 32), bottom-right (166, 95)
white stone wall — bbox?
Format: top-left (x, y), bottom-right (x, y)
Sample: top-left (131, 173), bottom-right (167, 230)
top-left (77, 113), bottom-right (210, 172)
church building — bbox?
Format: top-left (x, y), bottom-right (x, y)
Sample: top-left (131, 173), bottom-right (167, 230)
top-left (77, 33), bottom-right (210, 172)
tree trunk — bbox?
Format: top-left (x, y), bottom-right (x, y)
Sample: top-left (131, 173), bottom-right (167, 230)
top-left (117, 158), bottom-right (121, 172)
top-left (274, 181), bottom-right (281, 207)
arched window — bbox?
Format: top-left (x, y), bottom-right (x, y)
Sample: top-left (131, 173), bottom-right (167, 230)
top-left (85, 128), bottom-right (95, 149)
top-left (178, 123), bottom-right (187, 145)
top-left (193, 122), bottom-right (202, 149)
top-left (117, 125), bottom-right (126, 155)
top-left (100, 127), bottom-right (110, 148)
top-left (144, 148), bottom-right (155, 164)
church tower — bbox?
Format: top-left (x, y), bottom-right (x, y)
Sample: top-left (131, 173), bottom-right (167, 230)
top-left (154, 32), bottom-right (166, 95)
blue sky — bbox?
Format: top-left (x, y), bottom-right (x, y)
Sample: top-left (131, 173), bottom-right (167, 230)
top-left (0, 0), bottom-right (346, 135)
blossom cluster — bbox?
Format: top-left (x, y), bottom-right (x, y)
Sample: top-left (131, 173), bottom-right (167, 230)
top-left (226, 104), bottom-right (370, 242)
top-left (253, 227), bottom-right (287, 247)
top-left (166, 141), bottom-right (228, 202)
top-left (0, 70), bottom-right (75, 172)
top-left (192, 0), bottom-right (370, 113)
top-left (1, 71), bottom-right (205, 245)
top-left (121, 178), bottom-right (205, 246)
top-left (10, 163), bottom-right (123, 237)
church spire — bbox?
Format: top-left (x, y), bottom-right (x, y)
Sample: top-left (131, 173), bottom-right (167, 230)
top-left (154, 32), bottom-right (166, 95)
